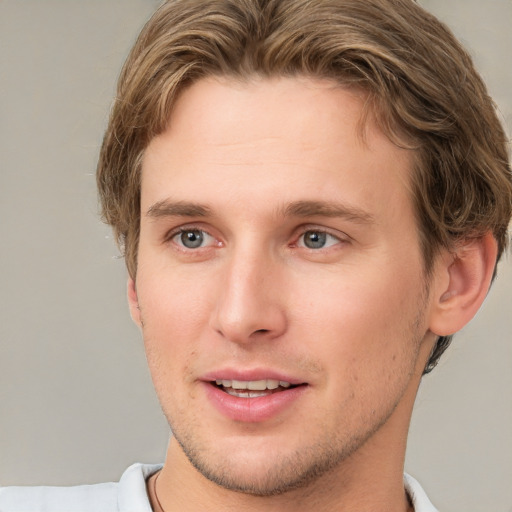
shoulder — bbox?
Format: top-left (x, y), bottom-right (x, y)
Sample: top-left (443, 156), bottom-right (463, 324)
top-left (404, 473), bottom-right (439, 512)
top-left (0, 463), bottom-right (162, 512)
top-left (0, 481), bottom-right (118, 512)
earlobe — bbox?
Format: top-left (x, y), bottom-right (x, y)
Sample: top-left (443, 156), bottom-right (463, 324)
top-left (127, 277), bottom-right (142, 327)
top-left (429, 233), bottom-right (498, 336)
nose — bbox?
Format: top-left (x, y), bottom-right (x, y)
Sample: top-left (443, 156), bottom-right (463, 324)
top-left (210, 247), bottom-right (288, 344)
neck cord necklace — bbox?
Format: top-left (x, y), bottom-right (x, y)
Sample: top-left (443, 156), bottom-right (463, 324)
top-left (150, 470), bottom-right (166, 512)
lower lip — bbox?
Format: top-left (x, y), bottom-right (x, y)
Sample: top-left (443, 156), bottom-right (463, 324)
top-left (202, 382), bottom-right (307, 423)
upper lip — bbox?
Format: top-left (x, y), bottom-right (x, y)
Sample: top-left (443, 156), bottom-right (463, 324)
top-left (201, 368), bottom-right (306, 386)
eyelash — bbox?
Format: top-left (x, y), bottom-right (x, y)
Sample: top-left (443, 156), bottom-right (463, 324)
top-left (165, 225), bottom-right (348, 252)
top-left (167, 226), bottom-right (218, 250)
top-left (294, 227), bottom-right (346, 250)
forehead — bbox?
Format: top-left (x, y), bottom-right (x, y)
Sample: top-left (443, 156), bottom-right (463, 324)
top-left (141, 76), bottom-right (416, 228)
top-left (155, 76), bottom-right (379, 153)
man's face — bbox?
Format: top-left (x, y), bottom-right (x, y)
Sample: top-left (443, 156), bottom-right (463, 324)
top-left (132, 76), bottom-right (436, 495)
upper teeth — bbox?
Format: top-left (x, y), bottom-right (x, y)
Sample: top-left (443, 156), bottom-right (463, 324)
top-left (215, 379), bottom-right (291, 390)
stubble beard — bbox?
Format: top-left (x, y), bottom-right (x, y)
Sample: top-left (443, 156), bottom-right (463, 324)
top-left (164, 369), bottom-right (416, 498)
top-left (169, 414), bottom-right (387, 497)
top-left (146, 286), bottom-right (429, 497)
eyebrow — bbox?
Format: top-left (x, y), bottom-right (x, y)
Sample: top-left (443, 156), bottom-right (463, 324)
top-left (282, 200), bottom-right (375, 224)
top-left (146, 198), bottom-right (374, 224)
top-left (146, 200), bottom-right (211, 218)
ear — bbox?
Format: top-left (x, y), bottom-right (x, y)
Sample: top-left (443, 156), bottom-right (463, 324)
top-left (127, 277), bottom-right (142, 327)
top-left (429, 233), bottom-right (498, 336)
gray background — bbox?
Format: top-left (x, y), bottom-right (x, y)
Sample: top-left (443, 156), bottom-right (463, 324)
top-left (0, 1), bottom-right (510, 511)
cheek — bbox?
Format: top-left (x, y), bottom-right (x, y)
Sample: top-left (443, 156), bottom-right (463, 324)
top-left (136, 270), bottom-right (213, 386)
top-left (299, 278), bottom-right (425, 424)
top-left (138, 262), bottom-right (213, 327)
top-left (291, 266), bottom-right (426, 369)
top-left (143, 322), bottom-right (202, 417)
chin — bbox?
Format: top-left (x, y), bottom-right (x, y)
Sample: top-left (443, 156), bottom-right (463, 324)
top-left (170, 425), bottom-right (364, 497)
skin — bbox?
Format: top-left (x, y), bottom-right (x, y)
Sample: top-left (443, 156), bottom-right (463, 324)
top-left (128, 76), bottom-right (494, 511)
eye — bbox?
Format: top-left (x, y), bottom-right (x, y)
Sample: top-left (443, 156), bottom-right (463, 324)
top-left (298, 230), bottom-right (340, 249)
top-left (172, 229), bottom-right (215, 249)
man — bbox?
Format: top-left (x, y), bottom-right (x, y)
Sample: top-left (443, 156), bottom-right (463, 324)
top-left (1, 0), bottom-right (510, 510)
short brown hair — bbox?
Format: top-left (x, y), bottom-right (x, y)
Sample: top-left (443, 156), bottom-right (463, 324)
top-left (97, 0), bottom-right (512, 372)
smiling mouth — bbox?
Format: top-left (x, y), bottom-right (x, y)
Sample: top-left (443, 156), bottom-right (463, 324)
top-left (213, 379), bottom-right (301, 398)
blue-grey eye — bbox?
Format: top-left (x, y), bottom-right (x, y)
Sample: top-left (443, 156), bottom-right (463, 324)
top-left (303, 231), bottom-right (327, 249)
top-left (179, 229), bottom-right (204, 248)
